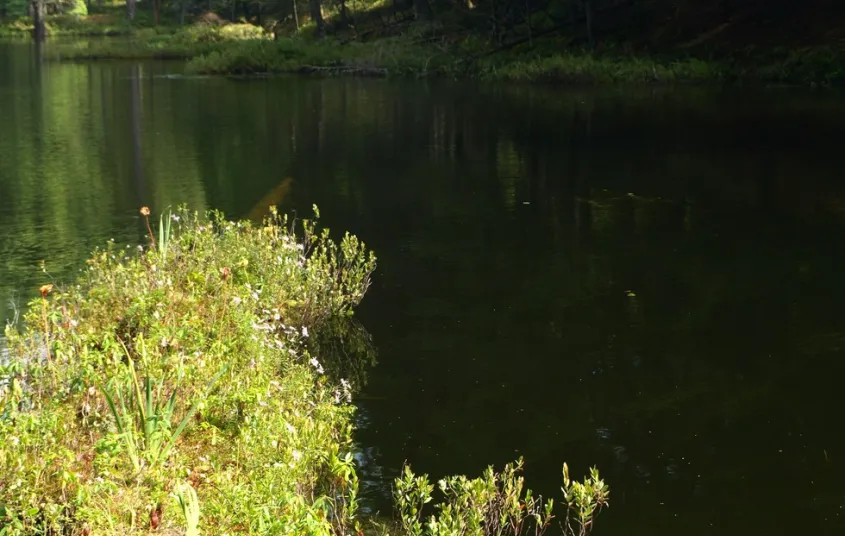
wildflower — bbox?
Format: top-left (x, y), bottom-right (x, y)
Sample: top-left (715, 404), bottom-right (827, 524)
top-left (139, 206), bottom-right (150, 216)
top-left (231, 296), bottom-right (242, 306)
top-left (309, 357), bottom-right (324, 374)
top-left (221, 266), bottom-right (231, 281)
top-left (291, 449), bottom-right (302, 461)
top-left (301, 326), bottom-right (309, 338)
top-left (171, 214), bottom-right (180, 222)
top-left (39, 284), bottom-right (53, 298)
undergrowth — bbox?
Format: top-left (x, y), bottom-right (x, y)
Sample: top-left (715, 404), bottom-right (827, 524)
top-left (0, 205), bottom-right (609, 535)
top-left (0, 205), bottom-right (375, 535)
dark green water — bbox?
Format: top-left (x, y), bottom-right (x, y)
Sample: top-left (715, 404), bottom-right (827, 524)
top-left (2, 41), bottom-right (845, 534)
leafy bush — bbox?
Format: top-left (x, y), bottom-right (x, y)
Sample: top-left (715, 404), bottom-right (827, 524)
top-left (0, 205), bottom-right (375, 535)
top-left (0, 205), bottom-right (608, 535)
top-left (393, 459), bottom-right (608, 536)
top-left (173, 21), bottom-right (269, 44)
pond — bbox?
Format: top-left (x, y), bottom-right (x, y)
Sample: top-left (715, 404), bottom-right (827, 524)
top-left (2, 40), bottom-right (845, 535)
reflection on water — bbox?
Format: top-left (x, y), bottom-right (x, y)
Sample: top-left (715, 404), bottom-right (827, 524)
top-left (3, 40), bottom-right (845, 535)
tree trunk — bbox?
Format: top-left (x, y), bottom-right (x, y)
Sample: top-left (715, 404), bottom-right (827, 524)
top-left (524, 0), bottom-right (532, 44)
top-left (583, 0), bottom-right (594, 49)
top-left (180, 0), bottom-right (186, 24)
top-left (30, 0), bottom-right (46, 42)
top-left (127, 0), bottom-right (136, 21)
top-left (308, 0), bottom-right (325, 37)
top-left (339, 0), bottom-right (349, 27)
top-left (153, 0), bottom-right (159, 24)
top-left (292, 0), bottom-right (299, 31)
top-left (412, 0), bottom-right (432, 21)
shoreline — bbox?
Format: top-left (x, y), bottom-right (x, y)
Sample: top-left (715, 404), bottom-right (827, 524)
top-left (4, 13), bottom-right (844, 86)
top-left (49, 38), bottom-right (845, 87)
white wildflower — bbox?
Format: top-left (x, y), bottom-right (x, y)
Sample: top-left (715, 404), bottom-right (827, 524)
top-left (291, 449), bottom-right (302, 461)
top-left (309, 357), bottom-right (324, 374)
top-left (301, 326), bottom-right (309, 338)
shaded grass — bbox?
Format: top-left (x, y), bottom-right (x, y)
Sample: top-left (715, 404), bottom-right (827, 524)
top-left (1, 6), bottom-right (181, 38)
top-left (482, 53), bottom-right (723, 83)
top-left (36, 15), bottom-right (845, 85)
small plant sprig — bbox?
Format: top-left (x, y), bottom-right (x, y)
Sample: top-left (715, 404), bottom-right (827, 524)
top-left (39, 283), bottom-right (53, 362)
top-left (101, 339), bottom-right (229, 473)
top-left (140, 206), bottom-right (156, 249)
top-left (561, 463), bottom-right (609, 536)
top-left (174, 481), bottom-right (201, 536)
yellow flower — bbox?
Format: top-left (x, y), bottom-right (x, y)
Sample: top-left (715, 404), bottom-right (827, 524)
top-left (140, 206), bottom-right (151, 216)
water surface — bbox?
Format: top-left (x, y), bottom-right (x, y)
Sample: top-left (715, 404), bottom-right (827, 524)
top-left (2, 41), bottom-right (845, 535)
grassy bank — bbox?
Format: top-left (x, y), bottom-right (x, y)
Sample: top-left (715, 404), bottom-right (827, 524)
top-left (1, 7), bottom-right (180, 38)
top-left (0, 206), bottom-right (608, 535)
top-left (39, 19), bottom-right (845, 85)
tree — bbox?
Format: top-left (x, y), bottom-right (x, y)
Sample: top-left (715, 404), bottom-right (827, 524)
top-left (309, 0), bottom-right (326, 37)
top-left (127, 0), bottom-right (135, 20)
top-left (30, 0), bottom-right (46, 42)
top-left (413, 0), bottom-right (433, 21)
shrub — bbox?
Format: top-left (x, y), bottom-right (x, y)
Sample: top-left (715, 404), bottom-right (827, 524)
top-left (0, 205), bottom-right (608, 535)
top-left (393, 459), bottom-right (609, 536)
top-left (0, 205), bottom-right (375, 535)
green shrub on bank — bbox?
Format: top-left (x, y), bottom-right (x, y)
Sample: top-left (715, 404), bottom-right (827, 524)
top-left (0, 205), bottom-right (609, 535)
top-left (0, 206), bottom-right (375, 535)
top-left (172, 21), bottom-right (270, 44)
top-left (394, 459), bottom-right (609, 536)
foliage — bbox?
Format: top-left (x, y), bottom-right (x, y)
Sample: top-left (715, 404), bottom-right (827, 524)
top-left (392, 458), bottom-right (608, 536)
top-left (0, 205), bottom-right (376, 535)
top-left (485, 52), bottom-right (722, 84)
top-left (172, 20), bottom-right (270, 43)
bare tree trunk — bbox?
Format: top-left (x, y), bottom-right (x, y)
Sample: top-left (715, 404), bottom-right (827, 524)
top-left (524, 0), bottom-right (532, 44)
top-left (292, 0), bottom-right (299, 31)
top-left (30, 0), bottom-right (46, 42)
top-left (180, 0), bottom-right (186, 24)
top-left (583, 0), bottom-right (594, 49)
top-left (339, 0), bottom-right (349, 27)
top-left (153, 0), bottom-right (160, 24)
top-left (309, 0), bottom-right (325, 37)
top-left (127, 0), bottom-right (136, 21)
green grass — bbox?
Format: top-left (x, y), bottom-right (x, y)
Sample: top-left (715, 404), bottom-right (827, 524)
top-left (484, 53), bottom-right (723, 84)
top-left (1, 5), bottom-right (182, 38)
